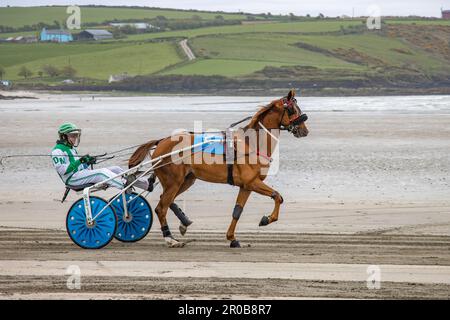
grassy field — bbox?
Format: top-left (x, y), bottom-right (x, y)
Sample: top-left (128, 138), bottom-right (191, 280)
top-left (161, 59), bottom-right (295, 77)
top-left (124, 19), bottom-right (364, 41)
top-left (386, 19), bottom-right (450, 26)
top-left (0, 6), bottom-right (248, 28)
top-left (1, 6), bottom-right (449, 89)
top-left (191, 34), bottom-right (363, 67)
top-left (163, 31), bottom-right (449, 77)
top-left (294, 33), bottom-right (448, 73)
top-left (163, 33), bottom-right (364, 77)
top-left (2, 41), bottom-right (183, 80)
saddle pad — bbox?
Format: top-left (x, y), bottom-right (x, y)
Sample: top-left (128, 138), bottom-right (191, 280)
top-left (193, 133), bottom-right (224, 155)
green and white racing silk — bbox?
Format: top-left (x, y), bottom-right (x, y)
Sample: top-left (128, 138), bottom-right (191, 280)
top-left (51, 141), bottom-right (88, 184)
top-left (51, 140), bottom-right (148, 191)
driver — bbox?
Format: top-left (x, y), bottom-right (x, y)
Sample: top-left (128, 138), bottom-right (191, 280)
top-left (51, 122), bottom-right (154, 191)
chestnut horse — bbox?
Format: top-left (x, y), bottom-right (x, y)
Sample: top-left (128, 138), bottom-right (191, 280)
top-left (129, 90), bottom-right (308, 248)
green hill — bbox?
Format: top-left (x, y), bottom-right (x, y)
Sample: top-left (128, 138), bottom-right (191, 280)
top-left (1, 6), bottom-right (449, 95)
top-left (0, 6), bottom-right (248, 28)
top-left (1, 41), bottom-right (183, 80)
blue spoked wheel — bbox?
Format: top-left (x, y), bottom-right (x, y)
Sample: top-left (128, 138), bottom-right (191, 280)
top-left (66, 196), bottom-right (117, 249)
top-left (110, 193), bottom-right (153, 242)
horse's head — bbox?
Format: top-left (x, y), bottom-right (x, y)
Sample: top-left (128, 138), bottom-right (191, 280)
top-left (278, 89), bottom-right (308, 138)
top-left (259, 90), bottom-right (308, 138)
top-left (246, 89), bottom-right (309, 138)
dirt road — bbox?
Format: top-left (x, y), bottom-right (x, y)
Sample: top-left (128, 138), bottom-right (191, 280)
top-left (180, 39), bottom-right (196, 60)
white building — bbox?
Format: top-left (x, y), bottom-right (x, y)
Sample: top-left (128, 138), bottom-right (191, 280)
top-left (109, 22), bottom-right (159, 30)
top-left (108, 73), bottom-right (132, 83)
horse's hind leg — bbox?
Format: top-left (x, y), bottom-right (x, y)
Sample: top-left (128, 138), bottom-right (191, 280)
top-left (155, 171), bottom-right (186, 248)
top-left (171, 173), bottom-right (196, 236)
top-left (170, 203), bottom-right (192, 236)
top-left (227, 188), bottom-right (252, 248)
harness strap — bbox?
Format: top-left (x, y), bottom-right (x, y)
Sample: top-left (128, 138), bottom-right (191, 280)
top-left (257, 151), bottom-right (272, 162)
top-left (229, 116), bottom-right (252, 128)
top-left (289, 114), bottom-right (300, 122)
top-left (227, 164), bottom-right (234, 185)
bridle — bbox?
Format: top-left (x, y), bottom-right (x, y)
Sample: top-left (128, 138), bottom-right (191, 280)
top-left (279, 97), bottom-right (308, 132)
top-left (228, 96), bottom-right (308, 133)
top-left (225, 96), bottom-right (308, 163)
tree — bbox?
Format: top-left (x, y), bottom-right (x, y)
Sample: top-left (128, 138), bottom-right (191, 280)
top-left (61, 65), bottom-right (77, 78)
top-left (215, 15), bottom-right (224, 21)
top-left (37, 70), bottom-right (43, 78)
top-left (42, 64), bottom-right (60, 77)
top-left (155, 15), bottom-right (168, 28)
top-left (289, 13), bottom-right (300, 21)
top-left (111, 27), bottom-right (125, 39)
top-left (18, 66), bottom-right (33, 79)
top-left (0, 66), bottom-right (5, 80)
top-left (120, 25), bottom-right (138, 35)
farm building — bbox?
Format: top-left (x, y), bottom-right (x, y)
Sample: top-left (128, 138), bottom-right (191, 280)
top-left (0, 35), bottom-right (37, 43)
top-left (108, 73), bottom-right (132, 83)
top-left (77, 29), bottom-right (113, 41)
top-left (442, 9), bottom-right (450, 19)
top-left (109, 22), bottom-right (159, 31)
top-left (13, 36), bottom-right (38, 43)
top-left (40, 28), bottom-right (73, 42)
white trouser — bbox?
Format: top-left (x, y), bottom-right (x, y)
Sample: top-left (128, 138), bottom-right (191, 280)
top-left (67, 166), bottom-right (149, 190)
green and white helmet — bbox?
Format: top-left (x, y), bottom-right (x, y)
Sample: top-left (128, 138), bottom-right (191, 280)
top-left (58, 122), bottom-right (82, 147)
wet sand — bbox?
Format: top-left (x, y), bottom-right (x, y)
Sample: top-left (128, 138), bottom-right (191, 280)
top-left (0, 229), bottom-right (449, 299)
top-left (0, 93), bottom-right (449, 299)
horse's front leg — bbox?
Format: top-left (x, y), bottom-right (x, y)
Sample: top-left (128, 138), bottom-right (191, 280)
top-left (245, 178), bottom-right (283, 226)
top-left (227, 187), bottom-right (252, 248)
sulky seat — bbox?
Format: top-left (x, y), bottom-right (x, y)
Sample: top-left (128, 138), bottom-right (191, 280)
top-left (61, 183), bottom-right (96, 203)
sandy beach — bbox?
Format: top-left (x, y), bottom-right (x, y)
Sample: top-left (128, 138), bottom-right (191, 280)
top-left (0, 92), bottom-right (449, 299)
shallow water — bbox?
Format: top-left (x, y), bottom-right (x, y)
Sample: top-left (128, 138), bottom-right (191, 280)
top-left (0, 94), bottom-right (449, 206)
top-left (1, 94), bottom-right (450, 114)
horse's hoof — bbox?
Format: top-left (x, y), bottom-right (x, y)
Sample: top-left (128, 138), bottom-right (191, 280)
top-left (230, 240), bottom-right (241, 248)
top-left (259, 216), bottom-right (270, 226)
top-left (169, 241), bottom-right (185, 248)
top-left (179, 224), bottom-right (188, 236)
top-left (165, 237), bottom-right (185, 248)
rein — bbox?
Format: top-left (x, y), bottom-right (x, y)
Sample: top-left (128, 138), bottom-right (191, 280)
top-left (229, 116), bottom-right (253, 128)
top-left (0, 143), bottom-right (156, 167)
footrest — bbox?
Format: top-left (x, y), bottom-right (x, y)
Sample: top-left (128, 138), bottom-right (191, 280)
top-left (66, 183), bottom-right (96, 192)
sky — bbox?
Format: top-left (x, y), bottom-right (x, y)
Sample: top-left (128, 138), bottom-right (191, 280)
top-left (0, 0), bottom-right (448, 17)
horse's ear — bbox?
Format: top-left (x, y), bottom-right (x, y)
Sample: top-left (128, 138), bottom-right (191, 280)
top-left (287, 89), bottom-right (296, 101)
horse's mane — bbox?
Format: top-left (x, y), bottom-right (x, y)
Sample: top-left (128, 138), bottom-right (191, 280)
top-left (244, 102), bottom-right (275, 130)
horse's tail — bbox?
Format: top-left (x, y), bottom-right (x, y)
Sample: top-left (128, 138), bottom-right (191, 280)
top-left (128, 139), bottom-right (160, 168)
